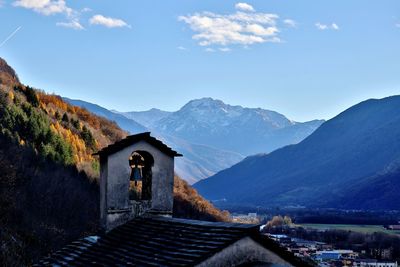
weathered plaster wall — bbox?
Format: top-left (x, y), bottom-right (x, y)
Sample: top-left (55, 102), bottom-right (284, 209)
top-left (99, 140), bottom-right (175, 231)
top-left (195, 237), bottom-right (294, 267)
top-left (99, 156), bottom-right (108, 230)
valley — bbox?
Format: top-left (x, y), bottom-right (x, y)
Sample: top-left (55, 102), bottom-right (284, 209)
top-left (194, 96), bottom-right (400, 211)
top-left (65, 97), bottom-right (323, 183)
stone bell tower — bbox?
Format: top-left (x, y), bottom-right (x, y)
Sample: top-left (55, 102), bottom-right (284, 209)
top-left (94, 132), bottom-right (182, 232)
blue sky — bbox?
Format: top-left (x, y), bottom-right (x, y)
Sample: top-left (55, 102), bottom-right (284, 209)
top-left (0, 0), bottom-right (399, 121)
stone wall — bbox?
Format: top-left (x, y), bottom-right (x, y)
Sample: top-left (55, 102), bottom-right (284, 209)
top-left (100, 140), bottom-right (174, 231)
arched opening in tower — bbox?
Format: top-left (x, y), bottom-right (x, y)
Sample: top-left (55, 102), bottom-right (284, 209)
top-left (129, 150), bottom-right (154, 201)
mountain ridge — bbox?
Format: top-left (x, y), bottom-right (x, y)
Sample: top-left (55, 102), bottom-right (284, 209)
top-left (118, 108), bottom-right (171, 128)
top-left (194, 95), bottom-right (400, 210)
top-left (63, 97), bottom-right (147, 134)
top-left (152, 97), bottom-right (325, 155)
top-left (68, 97), bottom-right (324, 183)
top-left (63, 98), bottom-right (244, 184)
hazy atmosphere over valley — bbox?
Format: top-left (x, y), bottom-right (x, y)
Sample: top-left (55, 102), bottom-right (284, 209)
top-left (1, 0), bottom-right (400, 266)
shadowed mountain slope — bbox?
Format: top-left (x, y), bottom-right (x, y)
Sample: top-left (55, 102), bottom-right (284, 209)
top-left (194, 96), bottom-right (400, 210)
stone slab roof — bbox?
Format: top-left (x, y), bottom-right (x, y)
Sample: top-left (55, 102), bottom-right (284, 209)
top-left (35, 217), bottom-right (309, 267)
top-left (93, 132), bottom-right (182, 158)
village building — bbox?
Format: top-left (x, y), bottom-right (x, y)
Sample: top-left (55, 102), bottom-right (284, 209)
top-left (353, 259), bottom-right (398, 267)
top-left (35, 132), bottom-right (308, 266)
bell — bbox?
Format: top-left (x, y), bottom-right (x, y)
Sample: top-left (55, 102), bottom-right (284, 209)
top-left (129, 152), bottom-right (145, 186)
top-left (131, 165), bottom-right (142, 186)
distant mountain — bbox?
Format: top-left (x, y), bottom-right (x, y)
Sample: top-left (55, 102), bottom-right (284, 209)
top-left (160, 134), bottom-right (243, 184)
top-left (118, 108), bottom-right (171, 128)
top-left (64, 98), bottom-right (147, 134)
top-left (194, 96), bottom-right (400, 210)
top-left (71, 98), bottom-right (323, 183)
top-left (152, 98), bottom-right (324, 155)
top-left (65, 98), bottom-right (243, 183)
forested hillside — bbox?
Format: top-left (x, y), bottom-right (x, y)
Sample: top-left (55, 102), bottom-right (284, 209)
top-left (0, 58), bottom-right (229, 265)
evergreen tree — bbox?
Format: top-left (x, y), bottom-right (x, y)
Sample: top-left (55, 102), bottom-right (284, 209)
top-left (81, 125), bottom-right (96, 150)
top-left (71, 118), bottom-right (80, 130)
top-left (62, 113), bottom-right (69, 123)
top-left (24, 86), bottom-right (39, 107)
top-left (55, 111), bottom-right (61, 121)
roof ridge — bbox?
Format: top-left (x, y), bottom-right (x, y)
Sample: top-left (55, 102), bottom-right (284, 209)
top-left (93, 132), bottom-right (182, 157)
top-left (145, 216), bottom-right (260, 231)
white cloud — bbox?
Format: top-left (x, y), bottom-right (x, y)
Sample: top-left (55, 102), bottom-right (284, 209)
top-left (219, 47), bottom-right (231, 52)
top-left (177, 46), bottom-right (186, 50)
top-left (89, 14), bottom-right (130, 28)
top-left (178, 4), bottom-right (286, 48)
top-left (12, 0), bottom-right (87, 30)
top-left (235, 3), bottom-right (255, 12)
top-left (227, 12), bottom-right (278, 25)
top-left (245, 23), bottom-right (278, 36)
top-left (13, 0), bottom-right (73, 16)
top-left (396, 23), bottom-right (400, 28)
top-left (56, 20), bottom-right (84, 30)
top-left (315, 22), bottom-right (328, 30)
top-left (283, 19), bottom-right (296, 28)
top-left (205, 48), bottom-right (215, 52)
top-left (315, 22), bottom-right (339, 31)
top-left (331, 23), bottom-right (339, 30)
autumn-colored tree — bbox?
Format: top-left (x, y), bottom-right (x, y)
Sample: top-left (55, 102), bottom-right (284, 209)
top-left (284, 215), bottom-right (293, 225)
top-left (265, 215), bottom-right (293, 229)
top-left (173, 176), bottom-right (231, 222)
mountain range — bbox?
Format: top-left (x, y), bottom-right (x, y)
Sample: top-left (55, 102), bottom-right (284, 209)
top-left (117, 108), bottom-right (171, 128)
top-left (64, 98), bottom-right (243, 184)
top-left (66, 97), bottom-right (324, 183)
top-left (150, 98), bottom-right (324, 155)
top-left (194, 96), bottom-right (400, 210)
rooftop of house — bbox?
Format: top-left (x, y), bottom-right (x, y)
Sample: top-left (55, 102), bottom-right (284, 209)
top-left (93, 132), bottom-right (182, 158)
top-left (35, 216), bottom-right (308, 267)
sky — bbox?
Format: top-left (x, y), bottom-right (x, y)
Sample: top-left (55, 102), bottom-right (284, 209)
top-left (0, 0), bottom-right (399, 122)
